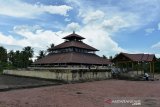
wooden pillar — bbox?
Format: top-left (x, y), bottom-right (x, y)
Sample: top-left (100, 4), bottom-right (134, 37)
top-left (141, 62), bottom-right (143, 74)
top-left (67, 70), bottom-right (69, 82)
top-left (150, 62), bottom-right (152, 74)
top-left (126, 62), bottom-right (128, 71)
top-left (116, 62), bottom-right (118, 68)
top-left (137, 62), bottom-right (138, 75)
top-left (152, 62), bottom-right (155, 78)
top-left (125, 62), bottom-right (127, 72)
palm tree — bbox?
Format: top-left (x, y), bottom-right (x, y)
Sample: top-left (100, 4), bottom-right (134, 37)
top-left (0, 46), bottom-right (7, 63)
top-left (37, 50), bottom-right (46, 60)
top-left (102, 55), bottom-right (107, 59)
top-left (0, 46), bottom-right (7, 72)
top-left (22, 46), bottom-right (34, 58)
top-left (21, 46), bottom-right (34, 68)
top-left (47, 43), bottom-right (54, 52)
top-left (8, 50), bottom-right (14, 64)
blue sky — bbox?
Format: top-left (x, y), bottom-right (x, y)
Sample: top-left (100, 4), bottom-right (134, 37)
top-left (0, 0), bottom-right (160, 58)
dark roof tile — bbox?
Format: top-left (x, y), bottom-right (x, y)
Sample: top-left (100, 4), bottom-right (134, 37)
top-left (34, 52), bottom-right (111, 65)
top-left (116, 53), bottom-right (156, 62)
top-left (63, 33), bottom-right (85, 40)
top-left (50, 41), bottom-right (98, 51)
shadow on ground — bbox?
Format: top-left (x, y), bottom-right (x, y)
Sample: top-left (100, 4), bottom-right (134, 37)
top-left (0, 75), bottom-right (63, 91)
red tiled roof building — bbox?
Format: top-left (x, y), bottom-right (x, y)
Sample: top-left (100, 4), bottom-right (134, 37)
top-left (33, 32), bottom-right (111, 67)
top-left (112, 53), bottom-right (156, 62)
top-left (112, 52), bottom-right (156, 77)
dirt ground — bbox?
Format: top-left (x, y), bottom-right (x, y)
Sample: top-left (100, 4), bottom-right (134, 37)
top-left (0, 79), bottom-right (160, 107)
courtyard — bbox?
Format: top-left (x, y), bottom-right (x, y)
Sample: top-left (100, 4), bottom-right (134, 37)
top-left (0, 75), bottom-right (160, 107)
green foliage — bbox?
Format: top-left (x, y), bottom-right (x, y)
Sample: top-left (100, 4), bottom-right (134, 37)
top-left (8, 46), bottom-right (34, 68)
top-left (0, 46), bottom-right (8, 73)
top-left (0, 62), bottom-right (9, 74)
top-left (109, 56), bottom-right (113, 60)
top-left (102, 55), bottom-right (107, 59)
top-left (0, 46), bottom-right (7, 62)
top-left (47, 43), bottom-right (55, 52)
top-left (0, 46), bottom-right (34, 71)
top-left (37, 50), bottom-right (46, 60)
top-left (0, 64), bottom-right (3, 73)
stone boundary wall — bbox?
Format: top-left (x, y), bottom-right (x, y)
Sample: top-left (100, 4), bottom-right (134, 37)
top-left (3, 69), bottom-right (111, 82)
top-left (120, 70), bottom-right (144, 77)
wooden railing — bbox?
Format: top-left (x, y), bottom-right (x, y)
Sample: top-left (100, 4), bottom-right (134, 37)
top-left (28, 66), bottom-right (111, 70)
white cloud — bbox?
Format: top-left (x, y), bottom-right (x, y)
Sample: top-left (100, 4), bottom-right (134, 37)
top-left (79, 25), bottom-right (126, 56)
top-left (41, 5), bottom-right (72, 16)
top-left (13, 25), bottom-right (64, 48)
top-left (0, 32), bottom-right (17, 45)
top-left (78, 7), bottom-right (141, 33)
top-left (72, 7), bottom-right (130, 56)
top-left (76, 9), bottom-right (133, 56)
top-left (13, 25), bottom-right (42, 34)
top-left (0, 0), bottom-right (72, 18)
top-left (0, 25), bottom-right (69, 58)
top-left (152, 42), bottom-right (160, 49)
top-left (1, 0), bottom-right (159, 58)
top-left (0, 25), bottom-right (65, 50)
top-left (102, 16), bottom-right (130, 32)
top-left (77, 0), bottom-right (160, 32)
top-left (155, 53), bottom-right (160, 58)
top-left (0, 32), bottom-right (31, 47)
top-left (64, 22), bottom-right (126, 56)
top-left (145, 28), bottom-right (155, 35)
top-left (118, 0), bottom-right (160, 24)
top-left (79, 10), bottom-right (105, 24)
top-left (70, 0), bottom-right (160, 56)
top-left (0, 23), bottom-right (126, 57)
top-left (66, 22), bottom-right (80, 31)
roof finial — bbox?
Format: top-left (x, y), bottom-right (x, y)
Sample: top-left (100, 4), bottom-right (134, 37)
top-left (73, 30), bottom-right (75, 34)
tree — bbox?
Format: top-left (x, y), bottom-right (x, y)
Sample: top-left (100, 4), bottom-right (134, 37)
top-left (114, 53), bottom-right (119, 57)
top-left (8, 50), bottom-right (14, 64)
top-left (0, 46), bottom-right (35, 70)
top-left (0, 46), bottom-right (8, 72)
top-left (0, 46), bottom-right (7, 63)
top-left (14, 50), bottom-right (22, 68)
top-left (7, 50), bottom-right (16, 69)
top-left (50, 43), bottom-right (54, 48)
top-left (47, 43), bottom-right (54, 52)
top-left (102, 55), bottom-right (107, 59)
top-left (8, 46), bottom-right (34, 68)
top-left (22, 46), bottom-right (34, 58)
top-left (37, 50), bottom-right (45, 60)
top-left (21, 46), bottom-right (34, 68)
top-left (109, 56), bottom-right (113, 60)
